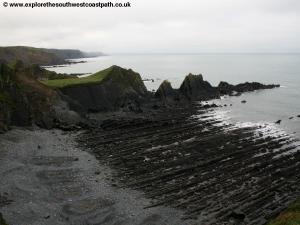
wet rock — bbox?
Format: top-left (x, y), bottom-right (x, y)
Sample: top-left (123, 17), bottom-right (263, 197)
top-left (78, 105), bottom-right (300, 225)
top-left (202, 104), bottom-right (218, 109)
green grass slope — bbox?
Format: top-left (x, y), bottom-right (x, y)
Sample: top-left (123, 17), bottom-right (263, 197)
top-left (41, 66), bottom-right (113, 88)
top-left (41, 65), bottom-right (148, 91)
top-left (268, 200), bottom-right (300, 225)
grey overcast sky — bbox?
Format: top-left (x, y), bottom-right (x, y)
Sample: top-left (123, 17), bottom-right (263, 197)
top-left (1, 0), bottom-right (300, 53)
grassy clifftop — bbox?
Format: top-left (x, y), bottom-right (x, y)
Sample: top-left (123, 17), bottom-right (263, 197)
top-left (41, 65), bottom-right (147, 94)
top-left (41, 66), bottom-right (113, 88)
top-left (42, 65), bottom-right (148, 112)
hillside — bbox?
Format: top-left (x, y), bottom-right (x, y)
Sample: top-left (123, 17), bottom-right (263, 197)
top-left (42, 65), bottom-right (148, 112)
top-left (0, 46), bottom-right (104, 66)
top-left (41, 66), bottom-right (113, 88)
top-left (0, 62), bottom-right (83, 132)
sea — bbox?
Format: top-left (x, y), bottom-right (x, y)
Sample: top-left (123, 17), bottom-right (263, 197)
top-left (46, 54), bottom-right (300, 139)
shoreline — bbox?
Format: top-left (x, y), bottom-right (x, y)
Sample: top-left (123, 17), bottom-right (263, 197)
top-left (77, 104), bottom-right (300, 225)
top-left (0, 128), bottom-right (191, 225)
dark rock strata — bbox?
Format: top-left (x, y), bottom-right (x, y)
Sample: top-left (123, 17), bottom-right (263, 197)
top-left (78, 105), bottom-right (300, 225)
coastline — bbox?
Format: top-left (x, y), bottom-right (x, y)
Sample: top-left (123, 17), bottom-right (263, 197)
top-left (0, 61), bottom-right (299, 224)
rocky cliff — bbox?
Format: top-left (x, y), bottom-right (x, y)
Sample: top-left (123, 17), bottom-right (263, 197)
top-left (0, 62), bottom-right (82, 132)
top-left (59, 66), bottom-right (148, 112)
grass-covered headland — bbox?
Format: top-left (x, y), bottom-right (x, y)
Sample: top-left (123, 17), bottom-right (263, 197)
top-left (40, 66), bottom-right (113, 88)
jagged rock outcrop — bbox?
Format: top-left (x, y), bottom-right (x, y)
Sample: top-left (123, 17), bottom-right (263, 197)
top-left (155, 80), bottom-right (179, 103)
top-left (60, 66), bottom-right (149, 112)
top-left (218, 81), bottom-right (280, 96)
top-left (154, 74), bottom-right (280, 105)
top-left (179, 73), bottom-right (220, 101)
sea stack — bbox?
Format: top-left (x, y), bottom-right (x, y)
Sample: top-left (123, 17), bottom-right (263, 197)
top-left (179, 73), bottom-right (219, 101)
top-left (155, 80), bottom-right (179, 103)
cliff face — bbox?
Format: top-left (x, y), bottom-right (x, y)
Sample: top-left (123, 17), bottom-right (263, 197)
top-left (0, 63), bottom-right (82, 132)
top-left (60, 66), bottom-right (148, 112)
top-left (0, 63), bottom-right (59, 130)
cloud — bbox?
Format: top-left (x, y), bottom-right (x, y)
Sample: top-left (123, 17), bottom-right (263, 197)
top-left (0, 0), bottom-right (300, 53)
